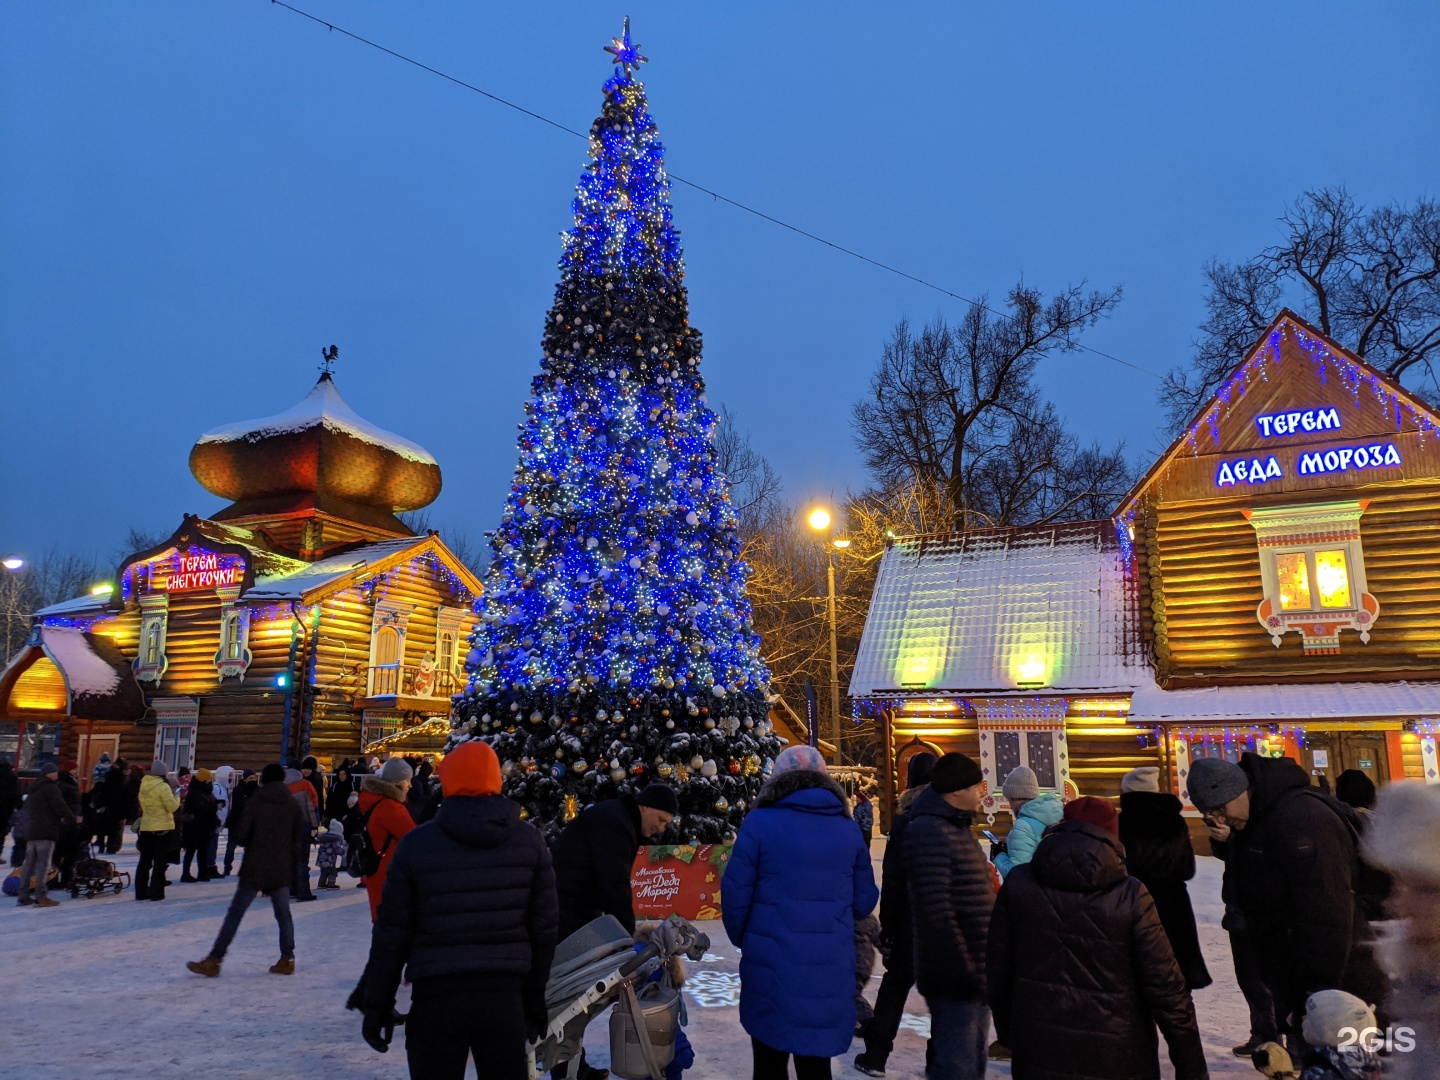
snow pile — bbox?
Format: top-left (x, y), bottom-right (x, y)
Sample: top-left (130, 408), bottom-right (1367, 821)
top-left (196, 376), bottom-right (437, 465)
top-left (41, 626), bottom-right (120, 697)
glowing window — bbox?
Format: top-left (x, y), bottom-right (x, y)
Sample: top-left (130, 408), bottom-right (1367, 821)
top-left (145, 625), bottom-right (162, 664)
top-left (439, 631), bottom-right (456, 674)
top-left (224, 614), bottom-right (243, 660)
top-left (1275, 552), bottom-right (1311, 611)
top-left (1315, 550), bottom-right (1352, 609)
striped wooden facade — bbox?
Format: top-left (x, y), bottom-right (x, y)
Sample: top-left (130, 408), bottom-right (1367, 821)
top-left (3, 518), bottom-right (480, 775)
top-left (1120, 312), bottom-right (1440, 789)
top-left (856, 313), bottom-right (1439, 834)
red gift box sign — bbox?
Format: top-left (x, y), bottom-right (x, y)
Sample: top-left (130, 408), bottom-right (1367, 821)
top-left (630, 844), bottom-right (732, 921)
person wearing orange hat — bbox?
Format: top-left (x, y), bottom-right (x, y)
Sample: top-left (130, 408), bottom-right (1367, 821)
top-left (358, 740), bottom-right (558, 1080)
top-left (987, 795), bottom-right (1208, 1080)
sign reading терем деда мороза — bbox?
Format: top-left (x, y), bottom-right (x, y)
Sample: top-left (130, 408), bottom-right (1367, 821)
top-left (1215, 406), bottom-right (1403, 488)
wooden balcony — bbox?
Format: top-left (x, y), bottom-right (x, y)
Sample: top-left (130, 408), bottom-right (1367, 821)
top-left (354, 663), bottom-right (461, 713)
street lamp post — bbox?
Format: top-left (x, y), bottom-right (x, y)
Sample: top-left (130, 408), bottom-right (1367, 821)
top-left (806, 509), bottom-right (843, 763)
top-left (3, 556), bottom-right (27, 668)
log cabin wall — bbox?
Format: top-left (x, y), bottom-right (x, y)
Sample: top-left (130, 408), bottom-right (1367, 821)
top-left (1143, 484), bottom-right (1440, 685)
top-left (305, 554), bottom-right (476, 765)
top-left (1065, 704), bottom-right (1161, 801)
top-left (1123, 315), bottom-right (1440, 688)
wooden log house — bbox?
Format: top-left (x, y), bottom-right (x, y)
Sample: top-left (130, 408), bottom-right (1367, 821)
top-left (852, 312), bottom-right (1439, 831)
top-left (0, 371), bottom-right (481, 781)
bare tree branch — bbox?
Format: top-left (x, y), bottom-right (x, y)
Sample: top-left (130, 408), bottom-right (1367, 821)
top-left (852, 282), bottom-right (1128, 528)
top-left (1163, 186), bottom-right (1440, 429)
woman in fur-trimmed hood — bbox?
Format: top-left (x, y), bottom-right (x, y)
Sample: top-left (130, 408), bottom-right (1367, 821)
top-left (722, 745), bottom-right (880, 1069)
top-left (356, 758), bottom-right (415, 923)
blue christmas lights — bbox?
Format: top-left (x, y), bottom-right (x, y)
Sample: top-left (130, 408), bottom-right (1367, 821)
top-left (451, 37), bottom-right (778, 841)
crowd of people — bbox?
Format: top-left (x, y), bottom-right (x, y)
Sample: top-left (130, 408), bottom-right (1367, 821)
top-left (4, 743), bottom-right (1440, 1080)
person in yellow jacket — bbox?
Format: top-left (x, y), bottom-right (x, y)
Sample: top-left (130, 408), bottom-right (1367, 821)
top-left (136, 760), bottom-right (180, 901)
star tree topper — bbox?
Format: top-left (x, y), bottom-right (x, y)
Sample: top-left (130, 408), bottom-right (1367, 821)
top-left (603, 16), bottom-right (647, 74)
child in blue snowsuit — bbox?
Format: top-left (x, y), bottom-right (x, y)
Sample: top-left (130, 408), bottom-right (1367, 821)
top-left (633, 926), bottom-right (694, 1079)
top-left (992, 766), bottom-right (1064, 879)
top-left (314, 819), bottom-right (346, 890)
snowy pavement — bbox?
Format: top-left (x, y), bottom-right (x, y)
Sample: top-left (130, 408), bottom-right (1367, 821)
top-left (0, 840), bottom-right (1254, 1079)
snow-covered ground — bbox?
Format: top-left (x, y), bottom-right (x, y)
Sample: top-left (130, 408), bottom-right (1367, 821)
top-left (0, 838), bottom-right (1254, 1079)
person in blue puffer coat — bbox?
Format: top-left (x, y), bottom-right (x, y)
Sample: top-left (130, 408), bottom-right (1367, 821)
top-left (992, 767), bottom-right (1063, 880)
top-left (723, 744), bottom-right (879, 1078)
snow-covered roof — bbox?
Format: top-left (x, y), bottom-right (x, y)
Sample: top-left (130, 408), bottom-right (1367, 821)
top-left (196, 375), bottom-right (436, 466)
top-left (850, 521), bottom-right (1148, 697)
top-left (36, 593), bottom-right (109, 618)
top-left (244, 537), bottom-right (429, 600)
top-left (0, 626), bottom-right (145, 723)
top-left (40, 627), bottom-right (120, 696)
top-left (1129, 679), bottom-right (1440, 723)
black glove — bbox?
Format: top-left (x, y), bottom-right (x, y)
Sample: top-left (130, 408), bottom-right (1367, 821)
top-left (989, 839), bottom-right (1007, 861)
top-left (522, 986), bottom-right (549, 1042)
top-left (362, 1009), bottom-right (394, 1053)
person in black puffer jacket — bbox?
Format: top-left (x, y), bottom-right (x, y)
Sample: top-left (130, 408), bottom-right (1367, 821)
top-left (1188, 753), bottom-right (1387, 1045)
top-left (52, 763), bottom-right (84, 888)
top-left (181, 769), bottom-right (221, 882)
top-left (1117, 767), bottom-right (1211, 991)
top-left (90, 763), bottom-right (129, 854)
top-left (222, 770), bottom-right (257, 877)
top-left (552, 786), bottom-right (677, 939)
top-left (361, 740), bottom-right (558, 1080)
top-left (186, 763), bottom-right (308, 978)
top-left (901, 753), bottom-right (995, 1080)
top-left (0, 761), bottom-right (19, 863)
top-left (988, 797), bottom-right (1208, 1080)
top-left (856, 751), bottom-right (936, 1077)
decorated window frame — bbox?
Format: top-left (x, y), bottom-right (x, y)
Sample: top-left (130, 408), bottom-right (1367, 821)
top-left (133, 593), bottom-right (170, 684)
top-left (213, 587), bottom-right (252, 681)
top-left (974, 699), bottom-right (1070, 824)
top-left (152, 697), bottom-right (198, 772)
top-left (367, 604), bottom-right (410, 696)
top-left (434, 607), bottom-right (470, 694)
top-left (1246, 500), bottom-right (1379, 655)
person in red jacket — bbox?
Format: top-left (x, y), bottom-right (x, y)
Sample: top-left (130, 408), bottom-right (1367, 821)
top-left (357, 757), bottom-right (416, 921)
top-left (346, 756), bottom-right (416, 1015)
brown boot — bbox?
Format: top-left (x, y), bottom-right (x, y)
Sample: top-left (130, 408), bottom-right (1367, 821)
top-left (33, 897), bottom-right (61, 909)
top-left (269, 958), bottom-right (295, 975)
top-left (186, 957), bottom-right (222, 978)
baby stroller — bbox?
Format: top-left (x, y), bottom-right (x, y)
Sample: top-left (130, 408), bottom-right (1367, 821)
top-left (69, 841), bottom-right (130, 898)
top-left (530, 914), bottom-right (707, 1080)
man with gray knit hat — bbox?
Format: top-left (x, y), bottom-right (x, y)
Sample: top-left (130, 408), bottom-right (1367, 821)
top-left (1188, 752), bottom-right (1385, 1048)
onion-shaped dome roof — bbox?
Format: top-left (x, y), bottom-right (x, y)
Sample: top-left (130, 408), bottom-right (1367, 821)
top-left (189, 373), bottom-right (441, 517)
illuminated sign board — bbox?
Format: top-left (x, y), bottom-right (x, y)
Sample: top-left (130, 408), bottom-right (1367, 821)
top-left (1213, 402), bottom-right (1404, 488)
top-left (1255, 407), bottom-right (1341, 437)
top-left (1216, 456), bottom-right (1282, 487)
top-left (1298, 443), bottom-right (1402, 476)
top-left (161, 551), bottom-right (244, 592)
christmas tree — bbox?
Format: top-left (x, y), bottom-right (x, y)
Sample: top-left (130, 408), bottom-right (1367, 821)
top-left (452, 21), bottom-right (782, 843)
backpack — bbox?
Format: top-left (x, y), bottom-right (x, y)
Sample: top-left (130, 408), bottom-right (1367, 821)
top-left (346, 801), bottom-right (393, 879)
top-left (1298, 787), bottom-right (1391, 919)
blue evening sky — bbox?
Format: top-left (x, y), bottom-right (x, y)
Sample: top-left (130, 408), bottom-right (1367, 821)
top-left (3, 3), bottom-right (1437, 565)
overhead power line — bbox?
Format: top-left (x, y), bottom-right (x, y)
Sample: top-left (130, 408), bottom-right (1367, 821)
top-left (268, 0), bottom-right (1163, 381)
